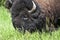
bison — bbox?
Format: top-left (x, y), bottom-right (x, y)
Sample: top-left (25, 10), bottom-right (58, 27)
top-left (5, 0), bottom-right (60, 32)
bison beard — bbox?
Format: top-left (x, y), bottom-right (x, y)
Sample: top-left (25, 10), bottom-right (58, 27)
top-left (5, 0), bottom-right (60, 33)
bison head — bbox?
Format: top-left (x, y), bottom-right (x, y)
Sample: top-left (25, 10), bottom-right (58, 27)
top-left (5, 0), bottom-right (37, 13)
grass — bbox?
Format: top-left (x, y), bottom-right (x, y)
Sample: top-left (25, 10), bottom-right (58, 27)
top-left (0, 6), bottom-right (60, 40)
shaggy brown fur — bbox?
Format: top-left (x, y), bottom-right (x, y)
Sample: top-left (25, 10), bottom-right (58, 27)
top-left (34, 0), bottom-right (60, 31)
top-left (5, 0), bottom-right (60, 32)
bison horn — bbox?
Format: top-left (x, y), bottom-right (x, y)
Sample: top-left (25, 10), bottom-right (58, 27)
top-left (9, 0), bottom-right (12, 4)
top-left (28, 1), bottom-right (36, 13)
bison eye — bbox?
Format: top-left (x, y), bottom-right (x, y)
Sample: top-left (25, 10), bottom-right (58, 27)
top-left (23, 18), bottom-right (28, 20)
top-left (21, 15), bottom-right (28, 21)
top-left (22, 17), bottom-right (28, 21)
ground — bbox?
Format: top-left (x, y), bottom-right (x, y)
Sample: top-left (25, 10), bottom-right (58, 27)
top-left (0, 6), bottom-right (60, 40)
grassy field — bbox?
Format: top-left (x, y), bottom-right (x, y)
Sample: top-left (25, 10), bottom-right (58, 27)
top-left (0, 6), bottom-right (60, 40)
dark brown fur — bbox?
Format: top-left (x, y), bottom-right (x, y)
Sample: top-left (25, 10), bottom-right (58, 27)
top-left (34, 0), bottom-right (60, 31)
top-left (5, 0), bottom-right (60, 32)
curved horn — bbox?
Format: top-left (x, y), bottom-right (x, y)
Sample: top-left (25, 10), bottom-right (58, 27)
top-left (9, 0), bottom-right (12, 4)
top-left (28, 1), bottom-right (36, 13)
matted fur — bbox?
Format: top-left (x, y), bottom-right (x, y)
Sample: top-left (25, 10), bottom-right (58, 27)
top-left (34, 0), bottom-right (60, 31)
top-left (5, 0), bottom-right (60, 32)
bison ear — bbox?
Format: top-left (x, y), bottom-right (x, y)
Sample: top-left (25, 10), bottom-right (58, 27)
top-left (5, 0), bottom-right (13, 9)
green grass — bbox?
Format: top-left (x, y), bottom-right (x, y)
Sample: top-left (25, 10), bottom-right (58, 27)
top-left (0, 6), bottom-right (60, 40)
